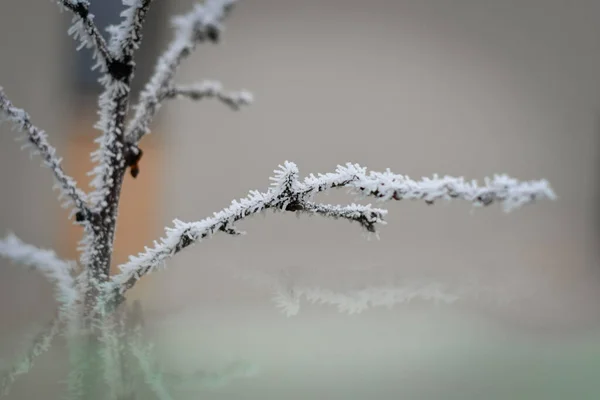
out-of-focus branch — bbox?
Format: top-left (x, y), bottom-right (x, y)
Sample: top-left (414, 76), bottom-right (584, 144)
top-left (0, 233), bottom-right (77, 312)
top-left (125, 0), bottom-right (239, 145)
top-left (0, 88), bottom-right (92, 221)
top-left (0, 314), bottom-right (61, 397)
top-left (128, 326), bottom-right (174, 400)
top-left (104, 161), bottom-right (555, 301)
top-left (162, 81), bottom-right (253, 111)
top-left (236, 268), bottom-right (526, 317)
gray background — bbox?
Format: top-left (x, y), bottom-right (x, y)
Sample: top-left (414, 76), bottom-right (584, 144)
top-left (1, 0), bottom-right (600, 399)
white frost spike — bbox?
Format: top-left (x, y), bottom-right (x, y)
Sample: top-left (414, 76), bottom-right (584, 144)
top-left (272, 288), bottom-right (301, 317)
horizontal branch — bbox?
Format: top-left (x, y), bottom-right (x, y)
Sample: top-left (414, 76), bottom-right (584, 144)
top-left (163, 81), bottom-right (253, 111)
top-left (0, 313), bottom-right (61, 397)
top-left (58, 0), bottom-right (113, 73)
top-left (0, 233), bottom-right (78, 311)
top-left (298, 162), bottom-right (556, 211)
top-left (125, 0), bottom-right (239, 145)
top-left (103, 161), bottom-right (555, 301)
top-left (0, 88), bottom-right (92, 221)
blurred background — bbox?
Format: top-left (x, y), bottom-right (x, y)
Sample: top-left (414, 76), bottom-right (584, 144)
top-left (1, 0), bottom-right (600, 399)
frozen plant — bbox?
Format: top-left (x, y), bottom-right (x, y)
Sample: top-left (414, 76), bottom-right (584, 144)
top-left (0, 0), bottom-right (555, 399)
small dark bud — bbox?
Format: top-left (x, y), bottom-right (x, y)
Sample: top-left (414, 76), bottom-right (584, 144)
top-left (75, 211), bottom-right (85, 222)
top-left (285, 201), bottom-right (304, 212)
top-left (130, 165), bottom-right (140, 178)
top-left (476, 195), bottom-right (493, 206)
top-left (125, 146), bottom-right (143, 178)
top-left (206, 25), bottom-right (220, 42)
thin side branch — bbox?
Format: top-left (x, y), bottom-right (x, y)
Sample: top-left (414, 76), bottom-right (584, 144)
top-left (301, 203), bottom-right (387, 233)
top-left (0, 314), bottom-right (61, 397)
top-left (163, 81), bottom-right (253, 110)
top-left (104, 161), bottom-right (555, 300)
top-left (0, 234), bottom-right (77, 311)
top-left (58, 0), bottom-right (113, 72)
top-left (0, 88), bottom-right (91, 220)
top-left (125, 0), bottom-right (239, 145)
top-left (107, 0), bottom-right (155, 60)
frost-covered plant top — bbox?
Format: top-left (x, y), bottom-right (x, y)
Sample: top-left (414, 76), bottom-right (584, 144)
top-left (0, 0), bottom-right (555, 399)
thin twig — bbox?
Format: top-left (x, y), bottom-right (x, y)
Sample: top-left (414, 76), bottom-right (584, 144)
top-left (107, 0), bottom-right (155, 60)
top-left (58, 0), bottom-right (114, 72)
top-left (0, 88), bottom-right (91, 221)
top-left (163, 81), bottom-right (253, 110)
top-left (125, 0), bottom-right (239, 145)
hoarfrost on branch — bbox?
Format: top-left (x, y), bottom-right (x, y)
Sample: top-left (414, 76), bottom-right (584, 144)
top-left (0, 0), bottom-right (556, 398)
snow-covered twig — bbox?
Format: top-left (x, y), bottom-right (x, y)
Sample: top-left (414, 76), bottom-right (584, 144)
top-left (57, 1), bottom-right (113, 73)
top-left (105, 161), bottom-right (555, 300)
top-left (0, 233), bottom-right (77, 313)
top-left (0, 314), bottom-right (61, 397)
top-left (107, 0), bottom-right (154, 61)
top-left (0, 88), bottom-right (91, 220)
top-left (163, 81), bottom-right (253, 111)
top-left (125, 0), bottom-right (239, 145)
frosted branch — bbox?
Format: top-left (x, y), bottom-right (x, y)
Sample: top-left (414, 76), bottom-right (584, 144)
top-left (163, 81), bottom-right (253, 111)
top-left (58, 0), bottom-right (113, 73)
top-left (0, 314), bottom-right (61, 397)
top-left (298, 162), bottom-right (556, 211)
top-left (105, 161), bottom-right (554, 300)
top-left (0, 234), bottom-right (78, 312)
top-left (107, 0), bottom-right (154, 61)
top-left (0, 88), bottom-right (91, 220)
top-left (125, 0), bottom-right (239, 145)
